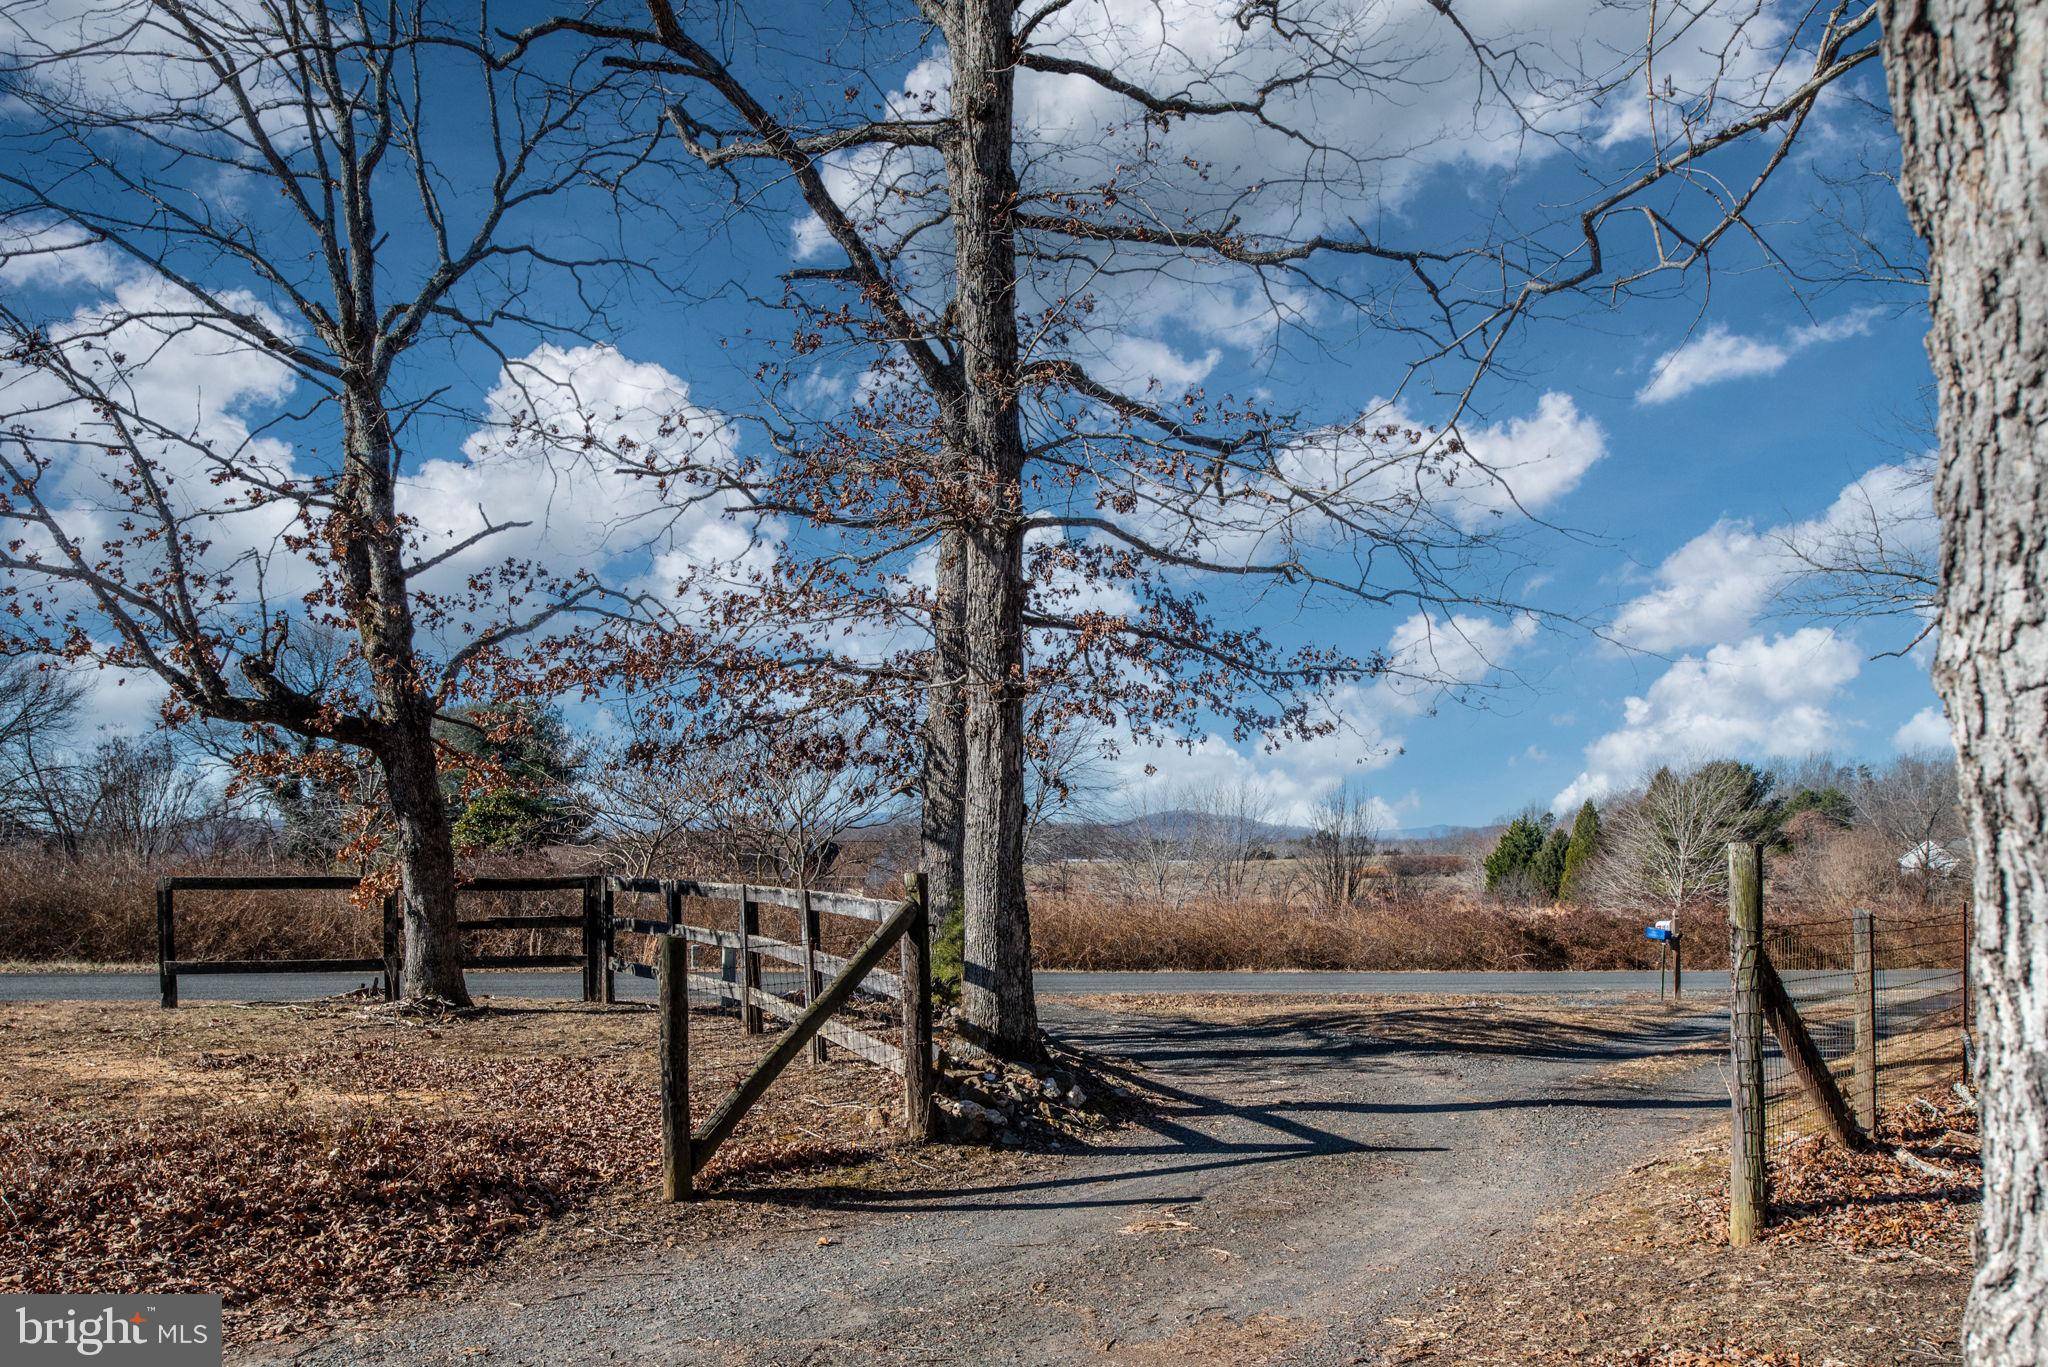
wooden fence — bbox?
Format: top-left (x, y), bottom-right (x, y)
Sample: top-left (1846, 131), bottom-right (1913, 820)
top-left (154, 873), bottom-right (606, 1007)
top-left (611, 872), bottom-right (935, 1198)
top-left (1724, 844), bottom-right (1967, 1244)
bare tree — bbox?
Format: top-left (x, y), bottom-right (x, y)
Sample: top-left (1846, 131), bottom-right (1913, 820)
top-left (699, 726), bottom-right (904, 890)
top-left (1848, 750), bottom-right (1967, 906)
top-left (519, 0), bottom-right (1727, 1054)
top-left (0, 0), bottom-right (657, 1003)
top-left (1590, 762), bottom-right (1761, 938)
top-left (1022, 715), bottom-right (1112, 872)
top-left (1100, 788), bottom-right (1198, 915)
top-left (585, 742), bottom-right (715, 880)
top-left (13, 734), bottom-right (211, 861)
top-left (0, 660), bottom-right (84, 834)
top-left (1307, 781), bottom-right (1383, 911)
top-left (1179, 780), bottom-right (1277, 903)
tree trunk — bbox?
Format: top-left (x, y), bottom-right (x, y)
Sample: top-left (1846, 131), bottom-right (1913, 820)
top-left (1881, 3), bottom-right (2048, 1357)
top-left (921, 526), bottom-right (967, 922)
top-left (336, 382), bottom-right (472, 1007)
top-left (383, 717), bottom-right (470, 1004)
top-left (944, 0), bottom-right (1039, 1057)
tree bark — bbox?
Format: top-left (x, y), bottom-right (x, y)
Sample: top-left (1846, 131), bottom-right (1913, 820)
top-left (337, 383), bottom-right (471, 1006)
top-left (943, 0), bottom-right (1039, 1057)
top-left (921, 526), bottom-right (967, 922)
top-left (1881, 3), bottom-right (2048, 1357)
top-left (383, 716), bottom-right (470, 1003)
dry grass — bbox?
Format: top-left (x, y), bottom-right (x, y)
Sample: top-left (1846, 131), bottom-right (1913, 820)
top-left (1035, 891), bottom-right (1656, 971)
top-left (0, 997), bottom-right (968, 1345)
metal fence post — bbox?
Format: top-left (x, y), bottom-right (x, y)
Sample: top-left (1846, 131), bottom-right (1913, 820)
top-left (1852, 908), bottom-right (1878, 1134)
top-left (899, 871), bottom-right (934, 1139)
top-left (1728, 842), bottom-right (1767, 1246)
top-left (156, 878), bottom-right (177, 1009)
top-left (658, 932), bottom-right (693, 1201)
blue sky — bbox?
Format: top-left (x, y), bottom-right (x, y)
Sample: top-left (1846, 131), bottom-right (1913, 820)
top-left (0, 0), bottom-right (1938, 832)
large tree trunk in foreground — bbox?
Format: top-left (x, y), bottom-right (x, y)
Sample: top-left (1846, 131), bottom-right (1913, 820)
top-left (921, 527), bottom-right (967, 923)
top-left (1882, 3), bottom-right (2048, 1357)
top-left (944, 0), bottom-right (1039, 1057)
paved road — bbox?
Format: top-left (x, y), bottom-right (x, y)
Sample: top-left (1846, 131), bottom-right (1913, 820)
top-left (0, 965), bottom-right (1956, 1004)
top-left (241, 998), bottom-right (1728, 1365)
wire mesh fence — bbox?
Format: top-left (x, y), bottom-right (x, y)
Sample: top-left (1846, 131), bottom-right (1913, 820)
top-left (1755, 906), bottom-right (1968, 1153)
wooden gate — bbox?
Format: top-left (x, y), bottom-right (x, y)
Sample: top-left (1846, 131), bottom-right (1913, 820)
top-left (609, 872), bottom-right (935, 1199)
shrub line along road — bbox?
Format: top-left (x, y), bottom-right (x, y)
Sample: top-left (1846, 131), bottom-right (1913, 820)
top-left (0, 967), bottom-right (1958, 1003)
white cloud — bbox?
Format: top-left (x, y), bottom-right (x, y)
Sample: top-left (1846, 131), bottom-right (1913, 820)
top-left (793, 2), bottom-right (1811, 365)
top-left (1108, 718), bottom-right (1404, 829)
top-left (1892, 705), bottom-right (1950, 752)
top-left (1108, 605), bottom-right (1536, 824)
top-left (1441, 393), bottom-right (1610, 528)
top-left (1377, 611), bottom-right (1539, 712)
top-left (0, 222), bottom-right (128, 290)
top-left (1612, 521), bottom-right (1781, 653)
top-left (1612, 459), bottom-right (1935, 652)
top-left (1096, 337), bottom-right (1221, 394)
top-left (1147, 390), bottom-right (1606, 567)
top-left (412, 342), bottom-right (752, 602)
top-left (1553, 628), bottom-right (1863, 809)
top-left (1637, 310), bottom-right (1880, 405)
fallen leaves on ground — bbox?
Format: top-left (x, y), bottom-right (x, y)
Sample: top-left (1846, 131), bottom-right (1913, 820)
top-left (0, 1000), bottom-right (912, 1342)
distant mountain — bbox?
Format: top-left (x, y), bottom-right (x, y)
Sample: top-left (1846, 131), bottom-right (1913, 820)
top-left (1386, 823), bottom-right (1493, 843)
top-left (1108, 809), bottom-right (1311, 841)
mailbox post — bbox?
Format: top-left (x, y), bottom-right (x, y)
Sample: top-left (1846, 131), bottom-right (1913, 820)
top-left (1645, 920), bottom-right (1680, 1000)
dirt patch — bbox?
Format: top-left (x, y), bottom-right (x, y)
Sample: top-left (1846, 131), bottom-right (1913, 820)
top-left (1373, 1030), bottom-right (1976, 1366)
top-left (0, 997), bottom-right (999, 1345)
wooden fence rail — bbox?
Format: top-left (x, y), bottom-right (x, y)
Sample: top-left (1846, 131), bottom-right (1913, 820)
top-left (155, 874), bottom-right (606, 1008)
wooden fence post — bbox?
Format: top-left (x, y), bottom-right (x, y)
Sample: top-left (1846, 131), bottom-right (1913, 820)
top-left (156, 878), bottom-right (177, 1009)
top-left (899, 871), bottom-right (934, 1139)
top-left (799, 883), bottom-right (826, 1064)
top-left (381, 892), bottom-right (400, 1001)
top-left (601, 879), bottom-right (617, 1005)
top-left (738, 885), bottom-right (762, 1034)
top-left (580, 877), bottom-right (601, 1003)
top-left (1671, 917), bottom-right (1683, 1000)
top-left (1852, 908), bottom-right (1878, 1134)
top-left (658, 932), bottom-right (692, 1201)
top-left (1728, 841), bottom-right (1767, 1246)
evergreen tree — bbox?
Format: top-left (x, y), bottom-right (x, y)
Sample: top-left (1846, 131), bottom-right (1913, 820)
top-left (1531, 826), bottom-right (1572, 899)
top-left (1780, 785), bottom-right (1855, 828)
top-left (438, 705), bottom-right (589, 853)
top-left (1483, 814), bottom-right (1549, 896)
top-left (1558, 799), bottom-right (1601, 902)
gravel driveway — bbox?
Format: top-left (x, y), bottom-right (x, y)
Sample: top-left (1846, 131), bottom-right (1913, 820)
top-left (244, 998), bottom-right (1726, 1366)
